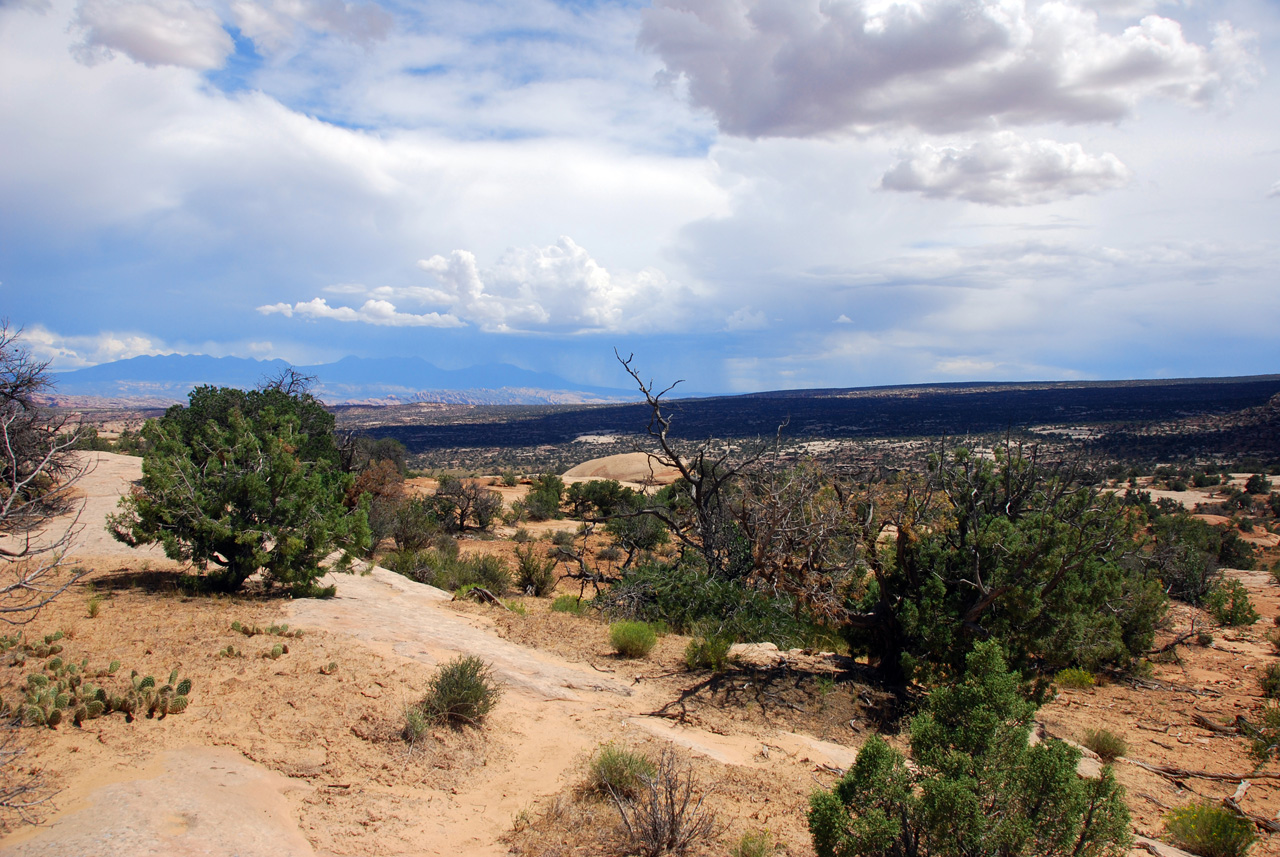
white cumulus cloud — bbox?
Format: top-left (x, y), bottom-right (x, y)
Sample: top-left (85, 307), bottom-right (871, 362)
top-left (639, 0), bottom-right (1260, 138)
top-left (22, 324), bottom-right (172, 369)
top-left (413, 237), bottom-right (691, 334)
top-left (72, 0), bottom-right (234, 69)
top-left (257, 298), bottom-right (465, 328)
top-left (880, 133), bottom-right (1131, 205)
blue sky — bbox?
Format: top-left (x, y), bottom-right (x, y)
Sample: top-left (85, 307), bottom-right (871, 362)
top-left (1, 0), bottom-right (1277, 393)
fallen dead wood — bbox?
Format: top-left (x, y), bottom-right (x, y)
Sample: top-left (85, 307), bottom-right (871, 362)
top-left (1149, 627), bottom-right (1198, 655)
top-left (1122, 757), bottom-right (1280, 782)
top-left (1192, 713), bottom-right (1238, 735)
top-left (1125, 677), bottom-right (1222, 697)
top-left (453, 587), bottom-right (509, 610)
top-left (1223, 793), bottom-right (1280, 834)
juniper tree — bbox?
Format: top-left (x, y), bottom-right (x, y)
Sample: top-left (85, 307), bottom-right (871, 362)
top-left (109, 380), bottom-right (368, 593)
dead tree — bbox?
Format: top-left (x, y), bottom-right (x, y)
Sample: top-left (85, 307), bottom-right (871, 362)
top-left (0, 322), bottom-right (87, 624)
top-left (615, 351), bottom-right (778, 579)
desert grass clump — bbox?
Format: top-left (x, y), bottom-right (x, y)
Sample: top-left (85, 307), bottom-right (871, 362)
top-left (409, 655), bottom-right (501, 732)
top-left (588, 743), bottom-right (655, 799)
top-left (1165, 802), bottom-right (1257, 857)
top-left (1054, 668), bottom-right (1095, 689)
top-left (610, 748), bottom-right (717, 857)
top-left (1081, 728), bottom-right (1128, 761)
top-left (515, 544), bottom-right (558, 597)
top-left (683, 631), bottom-right (732, 672)
top-left (610, 621), bottom-right (657, 659)
top-left (731, 830), bottom-right (777, 857)
top-left (552, 595), bottom-right (588, 616)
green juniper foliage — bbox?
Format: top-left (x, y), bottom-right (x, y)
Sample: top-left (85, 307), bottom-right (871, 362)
top-left (841, 444), bottom-right (1164, 683)
top-left (108, 379), bottom-right (369, 593)
top-left (808, 641), bottom-right (1131, 857)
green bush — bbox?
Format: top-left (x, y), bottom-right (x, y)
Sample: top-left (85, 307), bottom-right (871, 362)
top-left (408, 655), bottom-right (501, 731)
top-left (1245, 474), bottom-right (1272, 496)
top-left (524, 473), bottom-right (564, 521)
top-left (599, 558), bottom-right (815, 648)
top-left (1206, 579), bottom-right (1259, 626)
top-left (514, 544), bottom-right (557, 597)
top-left (107, 382), bottom-right (369, 593)
top-left (392, 495), bottom-right (448, 551)
top-left (386, 546), bottom-right (510, 595)
top-left (1164, 802), bottom-right (1257, 857)
top-left (808, 641), bottom-right (1131, 857)
top-left (610, 621), bottom-right (657, 658)
top-left (1054, 668), bottom-right (1095, 689)
top-left (684, 631), bottom-right (732, 672)
top-left (730, 831), bottom-right (776, 857)
top-left (587, 743), bottom-right (655, 798)
top-left (1081, 728), bottom-right (1128, 761)
top-left (551, 595), bottom-right (588, 616)
top-left (1260, 663), bottom-right (1280, 698)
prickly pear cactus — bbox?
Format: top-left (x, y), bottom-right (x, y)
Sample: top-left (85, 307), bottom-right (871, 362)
top-left (176, 678), bottom-right (192, 696)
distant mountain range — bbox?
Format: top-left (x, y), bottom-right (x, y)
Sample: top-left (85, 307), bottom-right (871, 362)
top-left (46, 354), bottom-right (637, 406)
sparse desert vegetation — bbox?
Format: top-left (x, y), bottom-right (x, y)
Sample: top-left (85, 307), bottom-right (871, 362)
top-left (6, 357), bottom-right (1280, 856)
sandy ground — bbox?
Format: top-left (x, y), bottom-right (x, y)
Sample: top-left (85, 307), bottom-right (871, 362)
top-left (0, 454), bottom-right (862, 857)
top-left (4, 453), bottom-right (1280, 857)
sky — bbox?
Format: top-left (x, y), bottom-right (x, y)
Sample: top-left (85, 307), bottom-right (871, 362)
top-left (1, 0), bottom-right (1277, 394)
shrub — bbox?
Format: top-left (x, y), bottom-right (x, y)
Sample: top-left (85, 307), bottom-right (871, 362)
top-left (386, 547), bottom-right (510, 595)
top-left (1260, 663), bottom-right (1280, 698)
top-left (731, 831), bottom-right (776, 857)
top-left (512, 527), bottom-right (532, 544)
top-left (1206, 579), bottom-right (1259, 626)
top-left (552, 595), bottom-right (588, 616)
top-left (514, 544), bottom-right (557, 597)
top-left (1245, 474), bottom-right (1272, 496)
top-left (588, 743), bottom-right (655, 798)
top-left (1082, 729), bottom-right (1128, 761)
top-left (1249, 708), bottom-right (1280, 760)
top-left (609, 749), bottom-right (717, 857)
top-left (392, 495), bottom-right (446, 551)
top-left (610, 622), bottom-right (657, 658)
top-left (1054, 668), bottom-right (1096, 689)
top-left (809, 641), bottom-right (1131, 857)
top-left (684, 631), bottom-right (732, 672)
top-left (596, 545), bottom-right (624, 564)
top-left (549, 529), bottom-right (575, 547)
top-left (525, 473), bottom-right (564, 521)
top-left (600, 558), bottom-right (814, 648)
top-left (408, 655), bottom-right (501, 731)
top-left (1164, 802), bottom-right (1257, 857)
